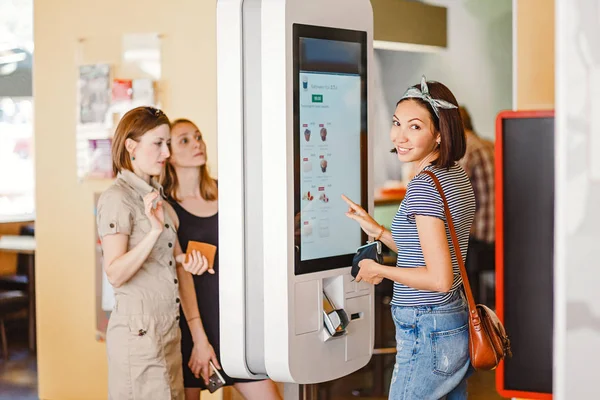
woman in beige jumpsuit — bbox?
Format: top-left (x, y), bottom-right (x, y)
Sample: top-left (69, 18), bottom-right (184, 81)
top-left (97, 107), bottom-right (213, 400)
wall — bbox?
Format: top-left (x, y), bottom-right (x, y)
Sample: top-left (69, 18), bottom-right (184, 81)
top-left (34, 0), bottom-right (218, 398)
top-left (372, 0), bottom-right (513, 186)
top-left (515, 0), bottom-right (555, 109)
top-left (554, 0), bottom-right (600, 398)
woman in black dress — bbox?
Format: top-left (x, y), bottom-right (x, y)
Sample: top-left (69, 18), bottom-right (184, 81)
top-left (162, 118), bottom-right (282, 400)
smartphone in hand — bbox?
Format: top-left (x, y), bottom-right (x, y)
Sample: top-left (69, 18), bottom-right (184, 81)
top-left (207, 360), bottom-right (226, 393)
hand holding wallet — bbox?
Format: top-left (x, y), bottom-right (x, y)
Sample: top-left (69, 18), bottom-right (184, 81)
top-left (186, 241), bottom-right (217, 270)
top-left (351, 240), bottom-right (383, 278)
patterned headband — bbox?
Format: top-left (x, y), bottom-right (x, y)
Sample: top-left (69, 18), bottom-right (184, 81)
top-left (399, 75), bottom-right (457, 118)
top-left (146, 106), bottom-right (164, 118)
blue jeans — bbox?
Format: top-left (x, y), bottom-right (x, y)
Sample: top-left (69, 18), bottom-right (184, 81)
top-left (389, 291), bottom-right (470, 400)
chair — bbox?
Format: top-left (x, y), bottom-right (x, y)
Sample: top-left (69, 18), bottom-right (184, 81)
top-left (0, 224), bottom-right (36, 351)
top-left (0, 224), bottom-right (33, 292)
top-left (0, 274), bottom-right (28, 291)
top-left (0, 290), bottom-right (29, 361)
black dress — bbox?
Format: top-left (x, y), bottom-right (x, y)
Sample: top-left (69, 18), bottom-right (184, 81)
top-left (169, 200), bottom-right (256, 389)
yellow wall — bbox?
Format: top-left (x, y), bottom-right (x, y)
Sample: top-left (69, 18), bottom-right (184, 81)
top-left (515, 0), bottom-right (555, 109)
top-left (34, 0), bottom-right (218, 399)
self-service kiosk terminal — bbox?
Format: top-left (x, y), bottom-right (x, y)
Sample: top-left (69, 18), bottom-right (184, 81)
top-left (217, 0), bottom-right (374, 384)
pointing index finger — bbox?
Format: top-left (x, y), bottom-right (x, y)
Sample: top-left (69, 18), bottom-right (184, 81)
top-left (341, 194), bottom-right (359, 210)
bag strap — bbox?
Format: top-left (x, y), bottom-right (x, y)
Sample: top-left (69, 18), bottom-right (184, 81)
top-left (419, 170), bottom-right (478, 314)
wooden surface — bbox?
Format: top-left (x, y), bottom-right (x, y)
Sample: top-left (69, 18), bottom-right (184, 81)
top-left (0, 236), bottom-right (36, 255)
top-left (516, 0), bottom-right (555, 109)
top-left (221, 382), bottom-right (284, 400)
top-left (374, 187), bottom-right (406, 206)
top-left (0, 222), bottom-right (30, 275)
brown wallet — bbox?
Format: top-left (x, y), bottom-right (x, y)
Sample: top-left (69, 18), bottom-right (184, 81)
top-left (186, 241), bottom-right (217, 270)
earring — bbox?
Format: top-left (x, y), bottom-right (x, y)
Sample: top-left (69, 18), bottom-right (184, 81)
top-left (131, 156), bottom-right (135, 161)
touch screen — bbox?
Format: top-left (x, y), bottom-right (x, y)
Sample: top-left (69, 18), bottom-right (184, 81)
top-left (293, 24), bottom-right (368, 275)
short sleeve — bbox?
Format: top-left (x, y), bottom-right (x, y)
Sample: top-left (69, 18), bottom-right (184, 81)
top-left (404, 174), bottom-right (445, 223)
top-left (96, 188), bottom-right (133, 238)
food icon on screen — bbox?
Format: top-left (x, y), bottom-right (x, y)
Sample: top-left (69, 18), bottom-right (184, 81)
top-left (318, 218), bottom-right (329, 238)
top-left (302, 191), bottom-right (314, 201)
top-left (303, 220), bottom-right (313, 236)
top-left (320, 127), bottom-right (327, 142)
top-left (303, 158), bottom-right (312, 172)
top-left (319, 193), bottom-right (329, 203)
top-left (304, 128), bottom-right (311, 142)
top-left (320, 159), bottom-right (328, 173)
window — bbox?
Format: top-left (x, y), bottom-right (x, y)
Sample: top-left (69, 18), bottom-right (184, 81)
top-left (0, 0), bottom-right (34, 216)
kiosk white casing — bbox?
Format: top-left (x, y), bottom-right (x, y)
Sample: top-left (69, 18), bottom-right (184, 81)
top-left (217, 0), bottom-right (375, 384)
top-left (261, 0), bottom-right (375, 383)
top-left (217, 0), bottom-right (266, 380)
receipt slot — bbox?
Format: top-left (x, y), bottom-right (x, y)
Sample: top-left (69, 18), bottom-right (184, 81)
top-left (217, 0), bottom-right (375, 383)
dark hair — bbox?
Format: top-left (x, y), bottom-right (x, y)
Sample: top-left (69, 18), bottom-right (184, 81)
top-left (112, 106), bottom-right (170, 175)
top-left (459, 105), bottom-right (474, 131)
top-left (161, 118), bottom-right (218, 202)
top-left (397, 80), bottom-right (466, 168)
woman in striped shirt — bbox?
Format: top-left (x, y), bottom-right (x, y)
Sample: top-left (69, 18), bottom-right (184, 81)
top-left (343, 77), bottom-right (475, 399)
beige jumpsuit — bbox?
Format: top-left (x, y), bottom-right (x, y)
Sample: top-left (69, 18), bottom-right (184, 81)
top-left (97, 170), bottom-right (184, 400)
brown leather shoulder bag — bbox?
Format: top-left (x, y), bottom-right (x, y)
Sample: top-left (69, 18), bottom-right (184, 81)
top-left (421, 170), bottom-right (512, 370)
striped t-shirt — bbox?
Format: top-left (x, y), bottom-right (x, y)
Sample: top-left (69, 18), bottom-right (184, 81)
top-left (391, 163), bottom-right (476, 307)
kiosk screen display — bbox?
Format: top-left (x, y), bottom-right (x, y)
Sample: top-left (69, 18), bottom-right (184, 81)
top-left (293, 24), bottom-right (368, 275)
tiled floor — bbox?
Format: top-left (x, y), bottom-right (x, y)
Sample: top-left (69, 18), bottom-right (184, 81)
top-left (466, 370), bottom-right (505, 400)
top-left (0, 324), bottom-right (504, 400)
top-left (0, 326), bottom-right (37, 400)
top-left (321, 358), bottom-right (504, 400)
top-left (0, 352), bottom-right (503, 400)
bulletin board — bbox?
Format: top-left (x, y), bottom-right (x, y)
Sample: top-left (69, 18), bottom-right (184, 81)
top-left (495, 110), bottom-right (554, 399)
